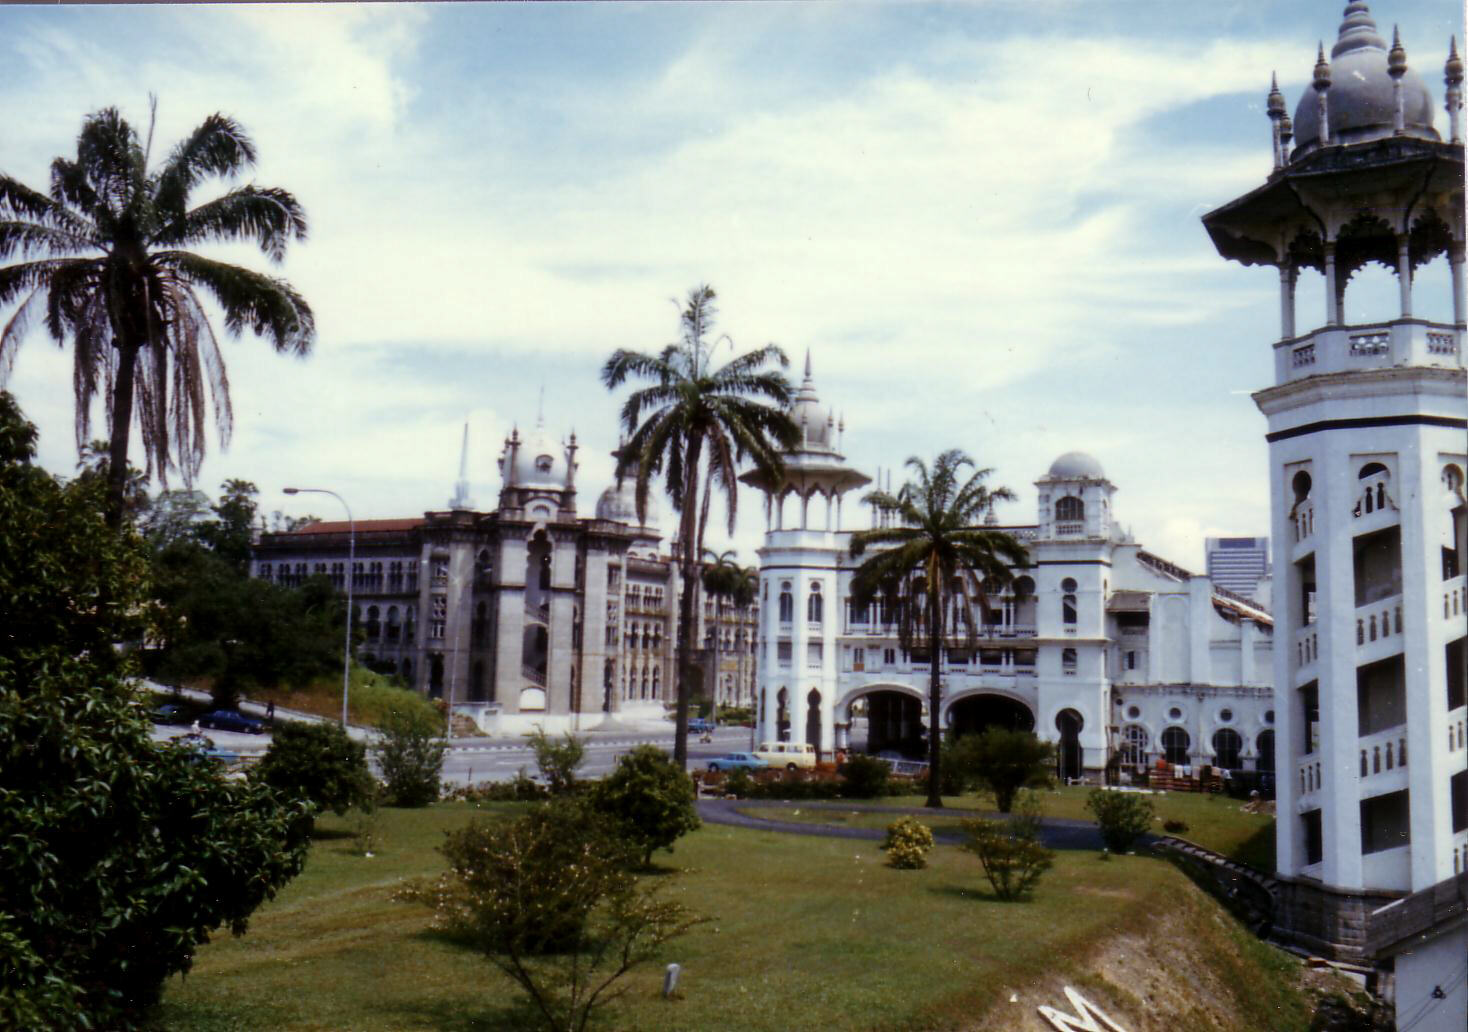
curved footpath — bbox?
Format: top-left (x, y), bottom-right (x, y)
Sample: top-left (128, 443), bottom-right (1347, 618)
top-left (697, 798), bottom-right (1116, 852)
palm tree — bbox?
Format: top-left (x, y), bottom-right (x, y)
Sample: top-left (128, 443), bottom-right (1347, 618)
top-left (0, 104), bottom-right (314, 528)
top-left (602, 285), bottom-right (797, 768)
top-left (847, 449), bottom-right (1028, 808)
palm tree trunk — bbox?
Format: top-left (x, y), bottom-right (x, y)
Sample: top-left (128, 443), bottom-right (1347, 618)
top-left (926, 583), bottom-right (943, 809)
top-left (673, 436), bottom-right (704, 770)
top-left (104, 339), bottom-right (140, 531)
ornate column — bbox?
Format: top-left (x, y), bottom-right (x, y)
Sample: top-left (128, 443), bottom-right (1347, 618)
top-left (1397, 235), bottom-right (1413, 318)
top-left (1324, 242), bottom-right (1340, 326)
top-left (1279, 262), bottom-right (1297, 338)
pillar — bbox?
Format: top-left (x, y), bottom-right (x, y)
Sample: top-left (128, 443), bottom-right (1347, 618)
top-left (1451, 241), bottom-right (1465, 325)
top-left (1324, 242), bottom-right (1340, 326)
top-left (1397, 236), bottom-right (1413, 318)
top-left (1279, 263), bottom-right (1296, 338)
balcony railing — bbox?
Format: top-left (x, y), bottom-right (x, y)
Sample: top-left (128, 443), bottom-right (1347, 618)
top-left (1445, 575), bottom-right (1466, 621)
top-left (1356, 595), bottom-right (1402, 651)
top-left (1359, 725), bottom-right (1408, 780)
top-left (1297, 755), bottom-right (1322, 800)
top-left (1275, 319), bottom-right (1463, 385)
top-left (522, 665), bottom-right (546, 687)
top-left (1295, 624), bottom-right (1317, 672)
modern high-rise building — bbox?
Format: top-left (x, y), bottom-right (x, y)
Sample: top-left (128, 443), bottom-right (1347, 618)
top-left (1205, 536), bottom-right (1270, 599)
top-left (1203, 4), bottom-right (1466, 1027)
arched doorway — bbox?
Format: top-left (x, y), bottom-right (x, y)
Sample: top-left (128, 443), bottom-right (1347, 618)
top-left (1055, 708), bottom-right (1084, 782)
top-left (776, 688), bottom-right (790, 742)
top-left (806, 689), bottom-right (822, 756)
top-left (948, 694), bottom-right (1035, 737)
top-left (1212, 728), bottom-right (1242, 770)
top-left (1161, 726), bottom-right (1190, 765)
top-left (858, 690), bottom-right (923, 756)
top-left (429, 653), bottom-right (444, 699)
top-left (1256, 730), bottom-right (1276, 772)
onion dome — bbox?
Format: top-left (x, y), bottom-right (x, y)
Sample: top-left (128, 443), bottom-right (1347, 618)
top-left (512, 419), bottom-right (567, 489)
top-left (1292, 3), bottom-right (1438, 155)
top-left (1046, 451), bottom-right (1105, 480)
top-left (595, 477), bottom-right (660, 528)
top-left (789, 351), bottom-right (836, 453)
top-left (1267, 73), bottom-right (1286, 118)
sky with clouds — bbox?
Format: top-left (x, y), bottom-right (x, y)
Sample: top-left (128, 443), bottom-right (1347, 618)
top-left (1, 1), bottom-right (1462, 572)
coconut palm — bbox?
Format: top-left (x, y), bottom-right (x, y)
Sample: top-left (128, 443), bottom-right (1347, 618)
top-left (602, 285), bottom-right (797, 768)
top-left (0, 104), bottom-right (314, 527)
top-left (847, 450), bottom-right (1028, 808)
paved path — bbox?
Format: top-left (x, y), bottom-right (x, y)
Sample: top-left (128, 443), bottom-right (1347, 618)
top-left (698, 798), bottom-right (1116, 851)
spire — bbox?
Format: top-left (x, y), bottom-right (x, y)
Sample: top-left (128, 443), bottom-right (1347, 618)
top-left (1388, 26), bottom-right (1407, 78)
top-left (449, 421), bottom-right (475, 510)
top-left (1332, 1), bottom-right (1386, 59)
top-left (803, 348), bottom-right (813, 381)
top-left (1267, 72), bottom-right (1286, 169)
top-left (1448, 37), bottom-right (1464, 145)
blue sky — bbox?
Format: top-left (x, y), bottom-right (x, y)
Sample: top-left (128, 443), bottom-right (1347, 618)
top-left (1, 1), bottom-right (1462, 570)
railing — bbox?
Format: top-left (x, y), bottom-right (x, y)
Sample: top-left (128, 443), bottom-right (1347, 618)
top-left (1292, 503), bottom-right (1314, 544)
top-left (1353, 472), bottom-right (1394, 519)
top-left (1356, 595), bottom-right (1402, 649)
top-left (1449, 707), bottom-right (1466, 753)
top-left (1297, 756), bottom-right (1322, 799)
top-left (1274, 319), bottom-right (1464, 384)
top-left (1055, 521), bottom-right (1085, 537)
top-left (1445, 575), bottom-right (1466, 620)
top-left (522, 665), bottom-right (546, 687)
top-left (1358, 725), bottom-right (1408, 779)
top-left (1295, 624), bottom-right (1317, 670)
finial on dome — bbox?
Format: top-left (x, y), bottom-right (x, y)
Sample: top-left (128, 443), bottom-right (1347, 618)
top-left (1280, 112), bottom-right (1293, 147)
top-left (1267, 73), bottom-right (1285, 116)
top-left (1332, 1), bottom-right (1386, 59)
top-left (1448, 36), bottom-right (1465, 85)
top-left (1313, 43), bottom-right (1332, 89)
top-left (803, 349), bottom-right (813, 380)
top-left (1448, 37), bottom-right (1465, 144)
top-left (1388, 26), bottom-right (1407, 78)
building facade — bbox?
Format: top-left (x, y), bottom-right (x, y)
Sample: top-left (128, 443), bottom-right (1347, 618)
top-left (1206, 536), bottom-right (1271, 600)
top-left (1202, 2), bottom-right (1466, 1022)
top-left (252, 421), bottom-right (757, 735)
top-left (742, 360), bottom-right (1276, 782)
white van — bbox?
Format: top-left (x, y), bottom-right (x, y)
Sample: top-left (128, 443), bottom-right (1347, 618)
top-left (753, 741), bottom-right (817, 770)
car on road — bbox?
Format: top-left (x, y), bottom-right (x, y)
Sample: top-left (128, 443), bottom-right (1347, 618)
top-left (706, 752), bottom-right (769, 773)
top-left (198, 709), bottom-right (265, 734)
top-left (688, 717), bottom-right (717, 735)
top-left (149, 702), bottom-right (189, 725)
top-left (753, 741), bottom-right (817, 770)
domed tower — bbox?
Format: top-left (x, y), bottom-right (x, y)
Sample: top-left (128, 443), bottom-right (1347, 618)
top-left (496, 415), bottom-right (579, 519)
top-left (1203, 1), bottom-right (1466, 989)
top-left (740, 353), bottom-right (870, 753)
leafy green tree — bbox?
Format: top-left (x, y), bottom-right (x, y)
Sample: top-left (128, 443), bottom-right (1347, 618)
top-left (195, 478), bottom-right (259, 572)
top-left (602, 286), bottom-right (797, 768)
top-left (375, 706), bottom-right (446, 807)
top-left (838, 753), bottom-right (892, 799)
top-left (590, 744), bottom-right (701, 868)
top-left (1086, 788), bottom-right (1156, 853)
top-left (0, 391), bottom-right (309, 1030)
top-left (528, 728), bottom-right (585, 796)
top-left (0, 105), bottom-right (314, 527)
top-left (960, 790), bottom-right (1054, 900)
top-left (401, 799), bottom-right (702, 1032)
top-left (254, 720), bottom-right (373, 817)
top-left (948, 727), bottom-right (1055, 813)
top-left (847, 450), bottom-right (1028, 808)
top-left (138, 486), bottom-right (212, 548)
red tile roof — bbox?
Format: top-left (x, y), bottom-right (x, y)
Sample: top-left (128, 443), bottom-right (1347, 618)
top-left (287, 518), bottom-right (425, 535)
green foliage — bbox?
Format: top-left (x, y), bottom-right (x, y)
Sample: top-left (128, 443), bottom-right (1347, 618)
top-left (528, 728), bottom-right (586, 796)
top-left (0, 392), bottom-right (309, 1030)
top-left (448, 774), bottom-right (549, 804)
top-left (881, 816), bottom-right (934, 870)
top-left (193, 478), bottom-right (261, 573)
top-left (254, 720), bottom-right (373, 817)
top-left (1086, 789), bottom-right (1157, 853)
top-left (375, 707), bottom-right (446, 807)
top-left (838, 754), bottom-right (892, 799)
top-left (591, 745), bottom-right (701, 867)
top-left (400, 799), bottom-right (702, 1032)
top-left (960, 790), bottom-right (1055, 900)
top-left (722, 767), bottom-right (755, 798)
top-left (948, 728), bottom-right (1054, 813)
top-left (715, 704), bottom-right (753, 725)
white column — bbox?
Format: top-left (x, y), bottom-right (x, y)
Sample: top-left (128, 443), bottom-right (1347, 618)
top-left (1397, 237), bottom-right (1413, 318)
top-left (1279, 263), bottom-right (1296, 339)
top-left (1324, 243), bottom-right (1340, 326)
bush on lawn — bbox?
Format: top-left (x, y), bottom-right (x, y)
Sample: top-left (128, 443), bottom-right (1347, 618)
top-left (882, 817), bottom-right (934, 869)
top-left (399, 799), bottom-right (702, 1032)
top-left (838, 754), bottom-right (892, 799)
top-left (449, 773), bottom-right (549, 804)
top-left (1086, 789), bottom-right (1156, 853)
top-left (722, 767), bottom-right (754, 798)
top-left (253, 720), bottom-right (373, 816)
top-left (947, 728), bottom-right (1054, 812)
top-left (375, 706), bottom-right (446, 807)
top-left (744, 771), bottom-right (843, 800)
top-left (591, 745), bottom-right (700, 868)
top-left (528, 728), bottom-right (584, 796)
top-left (960, 790), bottom-right (1054, 900)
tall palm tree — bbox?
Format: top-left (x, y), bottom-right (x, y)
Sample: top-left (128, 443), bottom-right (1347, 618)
top-left (602, 285), bottom-right (797, 768)
top-left (847, 449), bottom-right (1028, 808)
top-left (0, 104), bottom-right (315, 528)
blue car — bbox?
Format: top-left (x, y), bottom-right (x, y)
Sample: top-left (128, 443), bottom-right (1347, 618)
top-left (706, 752), bottom-right (768, 773)
top-left (689, 718), bottom-right (717, 735)
top-left (198, 709), bottom-right (265, 734)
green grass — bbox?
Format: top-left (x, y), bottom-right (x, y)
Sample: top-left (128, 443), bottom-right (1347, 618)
top-left (252, 664), bottom-right (438, 727)
top-left (151, 800), bottom-right (1306, 1032)
top-left (744, 786), bottom-right (1276, 870)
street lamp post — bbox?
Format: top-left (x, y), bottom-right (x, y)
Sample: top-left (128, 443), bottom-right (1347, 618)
top-left (284, 486), bottom-right (354, 726)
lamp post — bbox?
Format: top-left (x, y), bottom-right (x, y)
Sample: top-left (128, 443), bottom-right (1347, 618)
top-left (284, 486), bottom-right (354, 726)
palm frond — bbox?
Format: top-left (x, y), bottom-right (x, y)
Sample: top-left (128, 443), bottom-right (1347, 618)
top-left (152, 113), bottom-right (258, 219)
top-left (157, 186), bottom-right (307, 261)
top-left (166, 252), bottom-right (314, 354)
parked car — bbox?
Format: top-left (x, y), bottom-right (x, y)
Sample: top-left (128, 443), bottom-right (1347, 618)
top-left (706, 752), bottom-right (769, 773)
top-left (198, 709), bottom-right (265, 734)
top-left (688, 717), bottom-right (717, 735)
top-left (149, 702), bottom-right (189, 725)
top-left (173, 733), bottom-right (241, 767)
top-left (752, 741), bottom-right (817, 771)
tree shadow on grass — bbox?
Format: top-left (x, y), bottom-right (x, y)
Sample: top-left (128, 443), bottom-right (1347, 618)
top-left (308, 826), bottom-right (356, 842)
top-left (384, 993), bottom-right (543, 1031)
top-left (927, 881), bottom-right (1033, 904)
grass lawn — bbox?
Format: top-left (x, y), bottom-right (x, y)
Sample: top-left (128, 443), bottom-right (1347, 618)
top-left (745, 787), bottom-right (1275, 871)
top-left (152, 799), bottom-right (1305, 1032)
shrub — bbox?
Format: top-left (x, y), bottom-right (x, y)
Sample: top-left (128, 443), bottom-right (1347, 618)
top-left (960, 790), bottom-right (1054, 900)
top-left (253, 720), bottom-right (373, 816)
top-left (947, 728), bottom-right (1054, 812)
top-left (881, 817), bottom-right (934, 869)
top-left (1086, 789), bottom-right (1156, 853)
top-left (528, 728), bottom-right (585, 796)
top-left (723, 767), bottom-right (754, 798)
top-left (375, 707), bottom-right (446, 807)
top-left (839, 754), bottom-right (892, 799)
top-left (449, 773), bottom-right (549, 804)
top-left (399, 799), bottom-right (702, 1032)
top-left (1163, 818), bottom-right (1189, 834)
top-left (590, 745), bottom-right (701, 868)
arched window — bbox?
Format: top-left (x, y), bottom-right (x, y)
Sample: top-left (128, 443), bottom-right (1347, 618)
top-left (1161, 727), bottom-right (1190, 765)
top-left (779, 582), bottom-right (794, 623)
top-left (1056, 496), bottom-right (1084, 521)
top-left (1212, 728), bottom-right (1242, 770)
top-left (404, 607), bottom-right (416, 644)
top-left (1121, 725), bottom-right (1149, 767)
top-left (1061, 647), bottom-right (1077, 671)
top-left (651, 667), bottom-right (661, 699)
top-left (386, 605), bottom-right (401, 642)
top-left (807, 583), bottom-right (823, 624)
top-left (366, 605), bottom-right (380, 640)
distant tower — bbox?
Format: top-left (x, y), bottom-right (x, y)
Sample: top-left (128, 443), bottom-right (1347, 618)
top-left (448, 422), bottom-right (475, 511)
top-left (740, 354), bottom-right (870, 753)
top-left (1203, 2), bottom-right (1466, 1016)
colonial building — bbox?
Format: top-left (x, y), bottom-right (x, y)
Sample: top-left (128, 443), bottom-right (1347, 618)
top-left (252, 421), bottom-right (757, 735)
top-left (742, 359), bottom-right (1276, 783)
top-left (1202, 2), bottom-right (1466, 1024)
